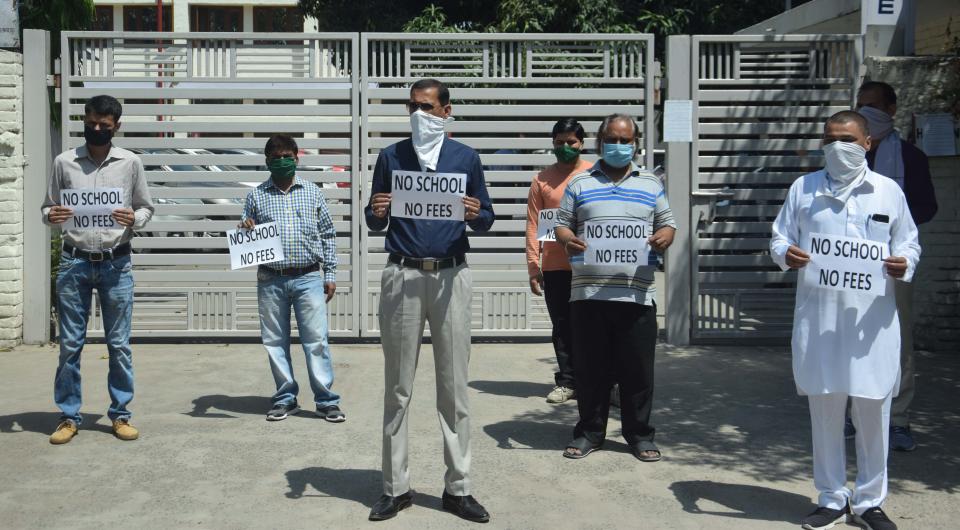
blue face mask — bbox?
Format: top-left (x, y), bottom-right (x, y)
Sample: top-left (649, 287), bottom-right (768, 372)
top-left (601, 142), bottom-right (635, 168)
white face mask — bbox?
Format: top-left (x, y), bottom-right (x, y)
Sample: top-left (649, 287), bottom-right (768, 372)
top-left (410, 109), bottom-right (453, 171)
top-left (858, 105), bottom-right (894, 141)
top-left (823, 141), bottom-right (867, 184)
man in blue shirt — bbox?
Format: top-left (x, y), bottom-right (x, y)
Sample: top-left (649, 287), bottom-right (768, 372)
top-left (240, 134), bottom-right (343, 423)
top-left (365, 79), bottom-right (494, 523)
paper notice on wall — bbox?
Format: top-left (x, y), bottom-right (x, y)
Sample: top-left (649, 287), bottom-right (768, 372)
top-left (390, 170), bottom-right (467, 221)
top-left (915, 113), bottom-right (958, 157)
top-left (663, 100), bottom-right (694, 142)
top-left (60, 188), bottom-right (124, 231)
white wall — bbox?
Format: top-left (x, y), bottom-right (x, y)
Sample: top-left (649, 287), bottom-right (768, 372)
top-left (0, 50), bottom-right (23, 348)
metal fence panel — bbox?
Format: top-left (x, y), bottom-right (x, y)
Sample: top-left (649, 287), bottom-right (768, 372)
top-left (688, 35), bottom-right (861, 341)
top-left (60, 32), bottom-right (361, 337)
top-left (359, 33), bottom-right (656, 337)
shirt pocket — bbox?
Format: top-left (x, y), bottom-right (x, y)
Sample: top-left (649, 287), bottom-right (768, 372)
top-left (865, 213), bottom-right (893, 243)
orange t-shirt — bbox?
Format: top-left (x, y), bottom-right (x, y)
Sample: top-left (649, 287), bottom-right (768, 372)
top-left (525, 159), bottom-right (594, 278)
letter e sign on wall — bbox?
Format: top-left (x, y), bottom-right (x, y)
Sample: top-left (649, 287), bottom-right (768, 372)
top-left (863, 0), bottom-right (902, 26)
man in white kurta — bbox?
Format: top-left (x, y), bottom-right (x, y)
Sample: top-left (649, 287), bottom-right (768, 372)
top-left (770, 111), bottom-right (920, 530)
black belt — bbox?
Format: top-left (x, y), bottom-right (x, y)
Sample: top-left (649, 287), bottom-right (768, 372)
top-left (259, 263), bottom-right (320, 277)
top-left (62, 243), bottom-right (131, 262)
top-left (388, 253), bottom-right (465, 271)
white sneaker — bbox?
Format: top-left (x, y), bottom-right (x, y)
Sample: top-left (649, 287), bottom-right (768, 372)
top-left (546, 386), bottom-right (575, 403)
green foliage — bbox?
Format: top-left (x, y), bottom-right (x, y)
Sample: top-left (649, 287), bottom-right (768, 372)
top-left (19, 0), bottom-right (96, 57)
top-left (403, 5), bottom-right (464, 33)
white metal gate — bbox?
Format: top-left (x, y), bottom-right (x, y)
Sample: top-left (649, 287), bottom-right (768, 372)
top-left (683, 35), bottom-right (861, 341)
top-left (51, 31), bottom-right (655, 339)
top-left (60, 32), bottom-right (362, 337)
top-left (359, 33), bottom-right (656, 337)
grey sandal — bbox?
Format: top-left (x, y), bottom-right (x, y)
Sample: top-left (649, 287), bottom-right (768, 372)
top-left (630, 440), bottom-right (661, 462)
top-left (563, 437), bottom-right (602, 459)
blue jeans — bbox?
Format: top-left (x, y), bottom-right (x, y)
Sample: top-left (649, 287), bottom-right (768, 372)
top-left (55, 253), bottom-right (135, 425)
top-left (257, 269), bottom-right (340, 408)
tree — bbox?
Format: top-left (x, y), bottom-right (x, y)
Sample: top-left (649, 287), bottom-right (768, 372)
top-left (19, 0), bottom-right (95, 57)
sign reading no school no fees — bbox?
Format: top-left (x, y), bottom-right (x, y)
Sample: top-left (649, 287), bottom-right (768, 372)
top-left (584, 220), bottom-right (651, 266)
top-left (537, 208), bottom-right (559, 241)
top-left (803, 232), bottom-right (888, 296)
top-left (226, 222), bottom-right (285, 270)
top-left (390, 170), bottom-right (466, 221)
top-left (60, 188), bottom-right (123, 231)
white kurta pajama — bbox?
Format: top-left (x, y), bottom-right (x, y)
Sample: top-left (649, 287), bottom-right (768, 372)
top-left (771, 168), bottom-right (920, 515)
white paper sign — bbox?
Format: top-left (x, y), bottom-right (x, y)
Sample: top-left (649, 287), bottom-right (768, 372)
top-left (802, 232), bottom-right (888, 296)
top-left (583, 220), bottom-right (651, 266)
top-left (391, 170), bottom-right (466, 221)
top-left (862, 0), bottom-right (902, 26)
top-left (915, 113), bottom-right (958, 156)
top-left (537, 208), bottom-right (559, 241)
top-left (663, 100), bottom-right (694, 142)
top-left (60, 188), bottom-right (124, 231)
top-left (226, 222), bottom-right (286, 270)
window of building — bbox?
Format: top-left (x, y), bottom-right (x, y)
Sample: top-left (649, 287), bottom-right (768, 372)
top-left (123, 6), bottom-right (173, 32)
top-left (190, 6), bottom-right (244, 32)
top-left (93, 6), bottom-right (114, 31)
top-left (253, 7), bottom-right (304, 32)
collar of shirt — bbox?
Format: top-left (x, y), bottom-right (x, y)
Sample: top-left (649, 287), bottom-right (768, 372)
top-left (263, 175), bottom-right (307, 193)
top-left (588, 160), bottom-right (641, 183)
top-left (814, 168), bottom-right (877, 200)
top-left (75, 143), bottom-right (130, 165)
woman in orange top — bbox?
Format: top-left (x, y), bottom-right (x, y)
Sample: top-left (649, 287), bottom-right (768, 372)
top-left (526, 119), bottom-right (593, 404)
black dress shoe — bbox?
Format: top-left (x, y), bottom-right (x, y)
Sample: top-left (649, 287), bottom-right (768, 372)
top-left (441, 491), bottom-right (490, 523)
top-left (368, 492), bottom-right (413, 521)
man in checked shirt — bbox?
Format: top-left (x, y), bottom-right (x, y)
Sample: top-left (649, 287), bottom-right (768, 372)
top-left (240, 134), bottom-right (344, 423)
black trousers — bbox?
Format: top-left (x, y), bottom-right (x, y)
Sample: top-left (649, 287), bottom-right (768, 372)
top-left (542, 270), bottom-right (575, 388)
top-left (570, 299), bottom-right (657, 445)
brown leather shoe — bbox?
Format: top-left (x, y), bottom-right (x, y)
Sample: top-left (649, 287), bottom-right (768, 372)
top-left (49, 420), bottom-right (78, 445)
top-left (112, 419), bottom-right (139, 441)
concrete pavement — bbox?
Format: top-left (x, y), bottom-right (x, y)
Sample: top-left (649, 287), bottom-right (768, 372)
top-left (0, 342), bottom-right (957, 529)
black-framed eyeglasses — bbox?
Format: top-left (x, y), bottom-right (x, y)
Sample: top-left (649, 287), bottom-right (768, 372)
top-left (406, 101), bottom-right (436, 113)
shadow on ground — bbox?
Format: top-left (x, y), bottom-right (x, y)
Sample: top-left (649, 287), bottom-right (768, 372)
top-left (469, 380), bottom-right (554, 399)
top-left (480, 346), bottom-right (960, 496)
top-left (285, 467), bottom-right (444, 513)
top-left (670, 480), bottom-right (815, 523)
top-left (185, 395), bottom-right (272, 418)
top-left (0, 411), bottom-right (110, 435)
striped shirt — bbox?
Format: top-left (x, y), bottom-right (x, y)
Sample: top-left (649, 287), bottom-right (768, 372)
top-left (558, 162), bottom-right (676, 305)
top-left (241, 176), bottom-right (337, 283)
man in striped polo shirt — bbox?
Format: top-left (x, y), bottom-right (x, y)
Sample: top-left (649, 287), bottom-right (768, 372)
top-left (555, 113), bottom-right (676, 462)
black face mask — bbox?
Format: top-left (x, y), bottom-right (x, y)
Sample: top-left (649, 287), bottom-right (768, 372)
top-left (84, 125), bottom-right (113, 147)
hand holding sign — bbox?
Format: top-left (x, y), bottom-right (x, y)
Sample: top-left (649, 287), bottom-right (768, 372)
top-left (883, 256), bottom-right (908, 279)
top-left (227, 222), bottom-right (285, 270)
top-left (47, 205), bottom-right (74, 224)
top-left (112, 208), bottom-right (135, 227)
top-left (370, 193), bottom-right (392, 218)
top-left (463, 196), bottom-right (481, 221)
top-left (647, 226), bottom-right (676, 253)
top-left (786, 245), bottom-right (811, 269)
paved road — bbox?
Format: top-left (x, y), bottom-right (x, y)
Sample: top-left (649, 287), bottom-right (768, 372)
top-left (1, 342), bottom-right (957, 529)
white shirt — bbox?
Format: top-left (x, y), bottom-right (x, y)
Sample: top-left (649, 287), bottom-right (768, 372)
top-left (770, 169), bottom-right (921, 399)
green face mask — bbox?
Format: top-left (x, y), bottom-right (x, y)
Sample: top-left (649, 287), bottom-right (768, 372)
top-left (267, 157), bottom-right (297, 180)
top-left (553, 144), bottom-right (581, 164)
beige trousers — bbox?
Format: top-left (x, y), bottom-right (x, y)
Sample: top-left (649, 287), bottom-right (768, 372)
top-left (378, 262), bottom-right (473, 496)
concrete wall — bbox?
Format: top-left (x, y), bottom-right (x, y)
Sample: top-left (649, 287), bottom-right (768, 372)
top-left (915, 0), bottom-right (960, 54)
top-left (865, 56), bottom-right (960, 353)
top-left (914, 158), bottom-right (960, 353)
top-left (0, 50), bottom-right (23, 349)
top-left (863, 56), bottom-right (960, 136)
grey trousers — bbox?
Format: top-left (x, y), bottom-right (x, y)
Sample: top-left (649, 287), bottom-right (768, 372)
top-left (891, 280), bottom-right (915, 427)
top-left (378, 262), bottom-right (473, 496)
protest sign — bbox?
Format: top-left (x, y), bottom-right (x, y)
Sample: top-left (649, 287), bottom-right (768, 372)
top-left (583, 220), bottom-right (651, 266)
top-left (390, 170), bottom-right (466, 221)
top-left (537, 208), bottom-right (559, 241)
top-left (226, 222), bottom-right (285, 270)
top-left (803, 232), bottom-right (888, 296)
top-left (60, 188), bottom-right (124, 231)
